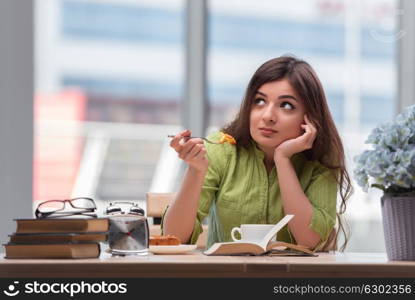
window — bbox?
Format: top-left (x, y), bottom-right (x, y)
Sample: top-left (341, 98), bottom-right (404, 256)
top-left (34, 0), bottom-right (185, 210)
top-left (207, 0), bottom-right (398, 252)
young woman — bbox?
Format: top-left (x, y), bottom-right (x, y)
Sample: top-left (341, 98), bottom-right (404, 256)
top-left (162, 56), bottom-right (352, 251)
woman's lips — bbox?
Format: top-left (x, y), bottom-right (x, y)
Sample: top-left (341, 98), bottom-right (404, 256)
top-left (259, 128), bottom-right (277, 135)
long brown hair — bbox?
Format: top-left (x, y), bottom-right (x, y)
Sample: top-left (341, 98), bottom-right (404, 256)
top-left (222, 55), bottom-right (353, 251)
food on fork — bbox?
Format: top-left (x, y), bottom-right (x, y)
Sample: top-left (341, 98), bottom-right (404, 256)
top-left (219, 132), bottom-right (236, 145)
top-left (149, 234), bottom-right (181, 246)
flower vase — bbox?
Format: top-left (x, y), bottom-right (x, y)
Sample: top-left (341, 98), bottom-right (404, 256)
top-left (381, 194), bottom-right (415, 261)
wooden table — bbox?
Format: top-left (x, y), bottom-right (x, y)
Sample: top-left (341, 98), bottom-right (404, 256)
top-left (2, 251), bottom-right (415, 278)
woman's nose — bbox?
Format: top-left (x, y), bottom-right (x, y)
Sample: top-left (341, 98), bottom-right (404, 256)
top-left (262, 106), bottom-right (276, 123)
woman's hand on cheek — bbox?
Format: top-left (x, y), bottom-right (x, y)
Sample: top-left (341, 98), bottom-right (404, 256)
top-left (274, 115), bottom-right (317, 162)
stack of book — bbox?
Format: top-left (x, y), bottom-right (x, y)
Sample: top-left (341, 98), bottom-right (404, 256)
top-left (4, 218), bottom-right (109, 259)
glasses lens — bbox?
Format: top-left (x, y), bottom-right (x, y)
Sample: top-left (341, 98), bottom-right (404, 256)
top-left (71, 198), bottom-right (96, 209)
top-left (37, 200), bottom-right (65, 213)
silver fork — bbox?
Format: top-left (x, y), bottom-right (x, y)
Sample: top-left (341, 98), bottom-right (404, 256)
top-left (167, 135), bottom-right (222, 144)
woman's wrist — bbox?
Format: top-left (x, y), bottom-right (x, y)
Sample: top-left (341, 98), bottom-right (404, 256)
top-left (188, 166), bottom-right (208, 176)
top-left (274, 151), bottom-right (291, 165)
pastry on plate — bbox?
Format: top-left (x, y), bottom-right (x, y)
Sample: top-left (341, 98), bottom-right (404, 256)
top-left (149, 234), bottom-right (181, 246)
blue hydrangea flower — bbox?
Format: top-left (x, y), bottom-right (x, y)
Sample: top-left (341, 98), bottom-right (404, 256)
top-left (354, 105), bottom-right (415, 194)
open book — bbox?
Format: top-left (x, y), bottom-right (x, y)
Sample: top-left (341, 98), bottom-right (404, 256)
top-left (203, 215), bottom-right (316, 256)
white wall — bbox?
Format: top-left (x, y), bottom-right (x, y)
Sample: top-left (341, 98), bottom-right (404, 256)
top-left (0, 0), bottom-right (34, 244)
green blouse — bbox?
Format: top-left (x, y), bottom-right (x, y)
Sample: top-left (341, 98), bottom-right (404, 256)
top-left (163, 131), bottom-right (337, 251)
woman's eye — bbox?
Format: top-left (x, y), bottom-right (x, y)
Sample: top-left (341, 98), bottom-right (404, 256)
top-left (254, 98), bottom-right (266, 105)
top-left (280, 101), bottom-right (294, 110)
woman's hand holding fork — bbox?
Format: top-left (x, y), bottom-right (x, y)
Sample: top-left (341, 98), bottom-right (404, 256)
top-left (169, 129), bottom-right (209, 173)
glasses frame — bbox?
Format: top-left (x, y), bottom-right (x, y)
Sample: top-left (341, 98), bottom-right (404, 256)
top-left (35, 197), bottom-right (97, 219)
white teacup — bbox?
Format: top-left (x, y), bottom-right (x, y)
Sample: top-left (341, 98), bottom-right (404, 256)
top-left (231, 224), bottom-right (276, 243)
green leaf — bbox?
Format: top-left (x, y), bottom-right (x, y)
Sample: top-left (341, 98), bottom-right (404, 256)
top-left (371, 184), bottom-right (386, 191)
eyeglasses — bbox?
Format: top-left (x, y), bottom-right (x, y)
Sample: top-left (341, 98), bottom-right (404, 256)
top-left (35, 197), bottom-right (97, 219)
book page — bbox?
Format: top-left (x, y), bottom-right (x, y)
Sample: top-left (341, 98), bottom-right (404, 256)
top-left (258, 214), bottom-right (294, 249)
top-left (203, 241), bottom-right (264, 255)
top-left (266, 241), bottom-right (314, 255)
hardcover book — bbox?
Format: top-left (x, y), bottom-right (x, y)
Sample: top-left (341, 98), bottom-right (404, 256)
top-left (9, 232), bottom-right (108, 244)
top-left (4, 243), bottom-right (101, 259)
top-left (14, 218), bottom-right (109, 233)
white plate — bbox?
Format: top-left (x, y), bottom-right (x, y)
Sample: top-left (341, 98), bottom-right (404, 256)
top-left (149, 244), bottom-right (197, 254)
